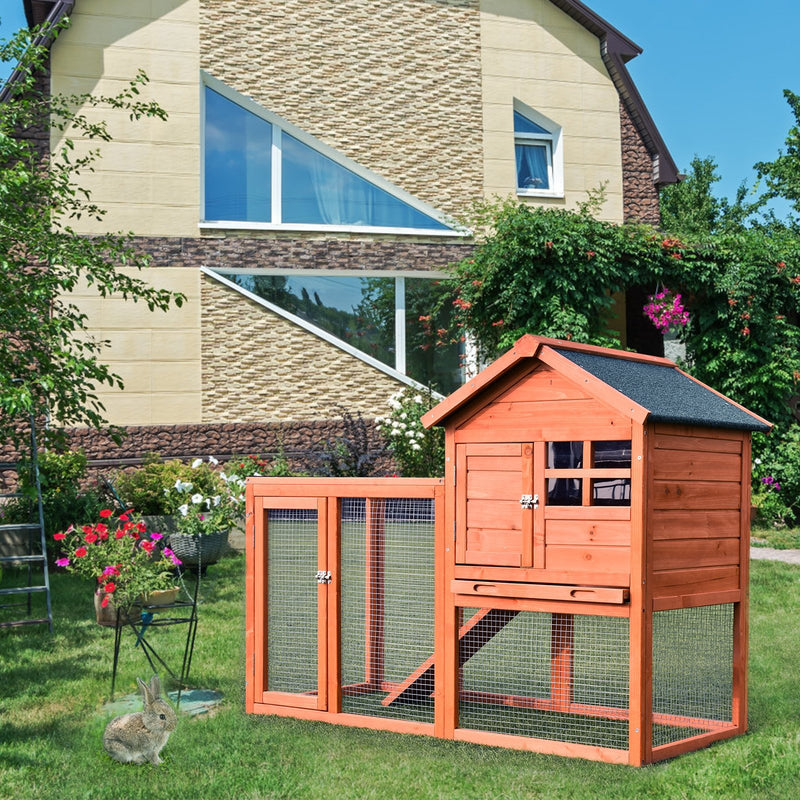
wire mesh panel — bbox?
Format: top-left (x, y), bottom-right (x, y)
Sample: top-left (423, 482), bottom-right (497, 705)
top-left (458, 611), bottom-right (630, 749)
top-left (266, 508), bottom-right (319, 695)
top-left (651, 604), bottom-right (734, 748)
top-left (340, 497), bottom-right (435, 723)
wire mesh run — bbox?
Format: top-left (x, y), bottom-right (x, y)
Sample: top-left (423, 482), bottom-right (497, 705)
top-left (266, 508), bottom-right (318, 695)
top-left (651, 604), bottom-right (734, 748)
top-left (458, 611), bottom-right (630, 749)
top-left (340, 497), bottom-right (436, 723)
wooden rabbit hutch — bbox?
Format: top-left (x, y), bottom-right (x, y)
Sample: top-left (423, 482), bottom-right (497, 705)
top-left (245, 335), bottom-right (770, 765)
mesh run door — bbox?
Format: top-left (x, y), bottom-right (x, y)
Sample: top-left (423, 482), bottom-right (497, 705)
top-left (252, 497), bottom-right (329, 710)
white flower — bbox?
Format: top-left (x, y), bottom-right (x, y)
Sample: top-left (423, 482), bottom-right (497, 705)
top-left (388, 399), bottom-right (401, 410)
top-left (208, 455), bottom-right (219, 465)
top-left (219, 471), bottom-right (228, 482)
top-left (191, 493), bottom-right (204, 504)
top-left (413, 394), bottom-right (423, 404)
top-left (178, 504), bottom-right (189, 516)
top-left (411, 443), bottom-right (421, 451)
top-left (205, 498), bottom-right (212, 509)
top-left (400, 412), bottom-right (407, 420)
top-left (174, 479), bottom-right (193, 493)
top-left (213, 495), bottom-right (221, 507)
top-left (390, 428), bottom-right (401, 436)
top-left (192, 458), bottom-right (203, 469)
top-left (754, 458), bottom-right (762, 465)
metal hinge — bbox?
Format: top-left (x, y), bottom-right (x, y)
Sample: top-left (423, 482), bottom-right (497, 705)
top-left (520, 493), bottom-right (539, 510)
top-left (315, 570), bottom-right (332, 584)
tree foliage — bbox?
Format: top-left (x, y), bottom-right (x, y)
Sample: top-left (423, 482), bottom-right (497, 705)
top-left (443, 198), bottom-right (800, 428)
top-left (756, 90), bottom-right (800, 217)
top-left (0, 21), bottom-right (184, 445)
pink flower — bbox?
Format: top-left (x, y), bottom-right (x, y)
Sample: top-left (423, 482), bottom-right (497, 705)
top-left (150, 532), bottom-right (163, 541)
top-left (56, 558), bottom-right (69, 567)
top-left (53, 532), bottom-right (66, 541)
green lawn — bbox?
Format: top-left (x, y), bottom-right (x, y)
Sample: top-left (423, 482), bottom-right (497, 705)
top-left (2, 554), bottom-right (800, 800)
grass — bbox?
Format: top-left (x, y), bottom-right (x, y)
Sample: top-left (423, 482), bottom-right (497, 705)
top-left (2, 554), bottom-right (800, 799)
top-left (751, 521), bottom-right (800, 550)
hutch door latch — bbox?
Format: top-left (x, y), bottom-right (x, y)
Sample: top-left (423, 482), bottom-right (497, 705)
top-left (520, 493), bottom-right (539, 510)
top-left (315, 570), bottom-right (332, 584)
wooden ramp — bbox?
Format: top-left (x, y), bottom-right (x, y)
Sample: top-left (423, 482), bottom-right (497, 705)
top-left (382, 608), bottom-right (519, 706)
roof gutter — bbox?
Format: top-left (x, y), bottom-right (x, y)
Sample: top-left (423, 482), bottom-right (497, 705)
top-left (548, 0), bottom-right (679, 187)
top-left (0, 0), bottom-right (75, 104)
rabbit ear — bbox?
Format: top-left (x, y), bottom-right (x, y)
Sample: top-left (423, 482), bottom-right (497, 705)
top-left (149, 675), bottom-right (162, 698)
top-left (137, 677), bottom-right (151, 704)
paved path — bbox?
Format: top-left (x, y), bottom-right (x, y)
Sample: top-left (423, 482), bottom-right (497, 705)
top-left (750, 547), bottom-right (800, 565)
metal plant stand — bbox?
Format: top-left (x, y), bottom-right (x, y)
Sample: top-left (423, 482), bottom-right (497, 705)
top-left (110, 575), bottom-right (200, 708)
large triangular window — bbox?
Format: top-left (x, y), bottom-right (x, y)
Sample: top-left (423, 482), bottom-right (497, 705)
top-left (202, 74), bottom-right (460, 234)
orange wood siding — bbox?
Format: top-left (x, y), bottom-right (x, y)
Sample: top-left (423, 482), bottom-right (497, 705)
top-left (650, 431), bottom-right (745, 601)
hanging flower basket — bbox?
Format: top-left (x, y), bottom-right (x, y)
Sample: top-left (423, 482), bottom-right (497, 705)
top-left (166, 530), bottom-right (229, 571)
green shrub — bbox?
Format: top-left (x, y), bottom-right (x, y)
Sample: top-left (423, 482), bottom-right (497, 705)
top-left (3, 448), bottom-right (105, 543)
top-left (376, 388), bottom-right (444, 477)
top-left (113, 454), bottom-right (224, 515)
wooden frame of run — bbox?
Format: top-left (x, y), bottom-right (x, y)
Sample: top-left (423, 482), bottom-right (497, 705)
top-left (245, 336), bottom-right (767, 766)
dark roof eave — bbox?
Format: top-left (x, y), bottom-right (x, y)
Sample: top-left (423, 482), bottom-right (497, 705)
top-left (1, 1), bottom-right (75, 104)
top-left (549, 0), bottom-right (679, 187)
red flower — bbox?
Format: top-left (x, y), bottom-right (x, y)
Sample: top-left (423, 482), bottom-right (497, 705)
top-left (99, 509), bottom-right (113, 518)
top-left (115, 530), bottom-right (126, 539)
top-left (492, 320), bottom-right (504, 327)
top-left (670, 253), bottom-right (682, 259)
top-left (82, 525), bottom-right (93, 534)
top-left (119, 514), bottom-right (129, 522)
top-left (101, 594), bottom-right (110, 608)
top-left (96, 523), bottom-right (108, 535)
top-left (586, 251), bottom-right (596, 259)
top-left (53, 532), bottom-right (66, 541)
top-left (545, 240), bottom-right (554, 250)
top-left (741, 327), bottom-right (751, 336)
top-left (141, 541), bottom-right (155, 554)
top-left (136, 522), bottom-right (147, 533)
top-left (75, 547), bottom-right (88, 557)
top-left (84, 533), bottom-right (98, 544)
top-left (104, 582), bottom-right (116, 594)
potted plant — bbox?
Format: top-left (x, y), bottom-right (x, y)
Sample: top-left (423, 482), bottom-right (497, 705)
top-left (167, 457), bottom-right (246, 572)
top-left (53, 509), bottom-right (182, 626)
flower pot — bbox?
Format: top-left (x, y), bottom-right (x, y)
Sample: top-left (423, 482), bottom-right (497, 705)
top-left (166, 530), bottom-right (229, 573)
top-left (93, 591), bottom-right (141, 627)
top-left (142, 587), bottom-right (180, 607)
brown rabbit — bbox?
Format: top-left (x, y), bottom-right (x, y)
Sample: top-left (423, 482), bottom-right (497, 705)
top-left (103, 675), bottom-right (177, 765)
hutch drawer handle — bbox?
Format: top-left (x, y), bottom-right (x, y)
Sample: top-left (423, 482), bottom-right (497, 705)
top-left (472, 583), bottom-right (499, 595)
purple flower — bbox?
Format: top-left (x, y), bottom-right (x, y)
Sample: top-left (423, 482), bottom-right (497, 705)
top-left (150, 532), bottom-right (163, 541)
top-left (56, 558), bottom-right (70, 567)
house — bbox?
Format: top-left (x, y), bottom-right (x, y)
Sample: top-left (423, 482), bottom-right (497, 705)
top-left (14, 0), bottom-right (677, 465)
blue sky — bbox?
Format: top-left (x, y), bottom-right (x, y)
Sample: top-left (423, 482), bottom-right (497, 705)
top-left (1, 0), bottom-right (798, 216)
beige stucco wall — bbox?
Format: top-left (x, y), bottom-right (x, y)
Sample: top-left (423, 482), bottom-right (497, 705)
top-left (49, 0), bottom-right (200, 237)
top-left (67, 268), bottom-right (202, 425)
top-left (480, 0), bottom-right (624, 222)
top-left (201, 276), bottom-right (407, 422)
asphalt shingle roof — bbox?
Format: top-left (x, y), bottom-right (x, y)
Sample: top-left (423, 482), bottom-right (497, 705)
top-left (556, 349), bottom-right (770, 433)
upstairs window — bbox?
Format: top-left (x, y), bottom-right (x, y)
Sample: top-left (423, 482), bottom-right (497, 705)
top-left (202, 75), bottom-right (459, 234)
top-left (513, 102), bottom-right (562, 198)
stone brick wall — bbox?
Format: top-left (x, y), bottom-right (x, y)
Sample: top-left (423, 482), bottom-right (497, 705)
top-left (620, 101), bottom-right (661, 226)
top-left (131, 235), bottom-right (473, 272)
top-left (200, 0), bottom-right (484, 218)
top-left (201, 274), bottom-right (406, 422)
top-left (2, 418), bottom-right (392, 489)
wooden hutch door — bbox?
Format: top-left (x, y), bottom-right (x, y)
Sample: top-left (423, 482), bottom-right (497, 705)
top-left (253, 496), bottom-right (330, 710)
top-left (456, 442), bottom-right (541, 568)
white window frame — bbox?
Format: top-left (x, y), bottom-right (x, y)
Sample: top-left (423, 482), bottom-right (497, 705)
top-left (200, 73), bottom-right (467, 237)
top-left (513, 100), bottom-right (563, 199)
top-left (202, 267), bottom-right (452, 395)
